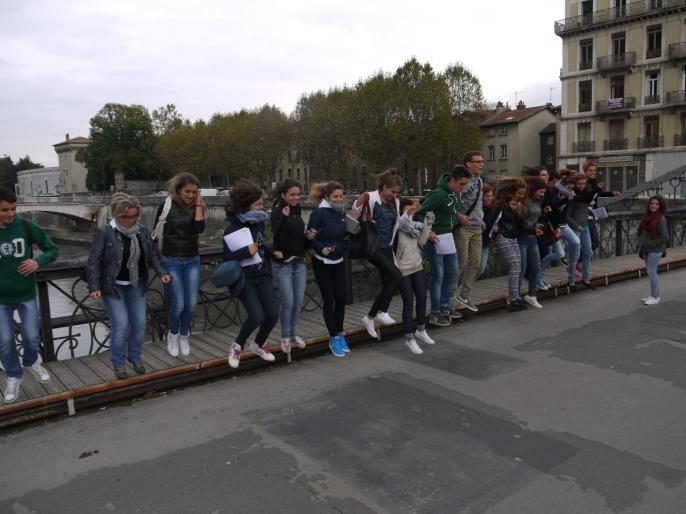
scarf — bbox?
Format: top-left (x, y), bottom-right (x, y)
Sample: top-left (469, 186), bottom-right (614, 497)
top-left (111, 219), bottom-right (142, 284)
top-left (398, 214), bottom-right (424, 239)
top-left (323, 199), bottom-right (344, 214)
top-left (238, 210), bottom-right (268, 224)
top-left (640, 210), bottom-right (662, 234)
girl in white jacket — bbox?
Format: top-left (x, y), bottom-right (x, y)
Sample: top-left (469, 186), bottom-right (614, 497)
top-left (394, 198), bottom-right (436, 354)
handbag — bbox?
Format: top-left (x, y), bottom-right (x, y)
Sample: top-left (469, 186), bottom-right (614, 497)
top-left (151, 196), bottom-right (172, 251)
top-left (348, 200), bottom-right (379, 260)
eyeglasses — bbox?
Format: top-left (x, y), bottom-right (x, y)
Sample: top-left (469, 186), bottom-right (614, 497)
top-left (470, 160), bottom-right (485, 164)
top-left (121, 215), bottom-right (139, 220)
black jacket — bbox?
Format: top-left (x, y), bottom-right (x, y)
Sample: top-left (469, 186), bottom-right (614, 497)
top-left (497, 208), bottom-right (524, 239)
top-left (306, 204), bottom-right (348, 262)
top-left (543, 185), bottom-right (570, 228)
top-left (155, 201), bottom-right (206, 257)
top-left (223, 211), bottom-right (273, 279)
top-left (270, 203), bottom-right (307, 262)
top-left (86, 224), bottom-right (167, 298)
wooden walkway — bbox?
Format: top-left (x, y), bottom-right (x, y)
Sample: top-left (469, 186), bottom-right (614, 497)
top-left (2, 247), bottom-right (686, 427)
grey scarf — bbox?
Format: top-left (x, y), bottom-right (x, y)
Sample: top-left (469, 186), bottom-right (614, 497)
top-left (398, 214), bottom-right (424, 239)
top-left (112, 219), bottom-right (142, 285)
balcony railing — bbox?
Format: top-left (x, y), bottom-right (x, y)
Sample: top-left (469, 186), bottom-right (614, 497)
top-left (666, 90), bottom-right (686, 105)
top-left (579, 60), bottom-right (593, 71)
top-left (604, 138), bottom-right (628, 151)
top-left (644, 94), bottom-right (661, 105)
top-left (578, 101), bottom-right (593, 113)
top-left (674, 134), bottom-right (686, 146)
top-left (668, 42), bottom-right (686, 60)
top-left (597, 52), bottom-right (636, 73)
top-left (646, 47), bottom-right (663, 59)
top-left (573, 141), bottom-right (595, 153)
top-left (555, 0), bottom-right (686, 36)
top-left (596, 97), bottom-right (636, 115)
top-left (637, 135), bottom-right (663, 149)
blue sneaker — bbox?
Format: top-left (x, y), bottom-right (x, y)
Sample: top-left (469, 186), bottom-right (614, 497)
top-left (337, 333), bottom-right (350, 353)
top-left (329, 336), bottom-right (345, 357)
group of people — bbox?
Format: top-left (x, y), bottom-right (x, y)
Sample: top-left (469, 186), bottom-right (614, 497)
top-left (0, 153), bottom-right (670, 402)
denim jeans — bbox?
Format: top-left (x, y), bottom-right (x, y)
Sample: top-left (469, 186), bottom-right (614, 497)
top-left (518, 235), bottom-right (542, 297)
top-left (559, 225), bottom-right (581, 284)
top-left (579, 226), bottom-right (593, 281)
top-left (368, 247), bottom-right (402, 317)
top-left (273, 259), bottom-right (307, 338)
top-left (236, 275), bottom-right (279, 348)
top-left (477, 246), bottom-right (489, 278)
top-left (102, 280), bottom-right (147, 368)
top-left (645, 252), bottom-right (662, 298)
top-left (163, 255), bottom-right (200, 336)
top-left (399, 270), bottom-right (426, 334)
top-left (423, 241), bottom-right (458, 315)
top-left (0, 298), bottom-right (41, 379)
top-left (538, 239), bottom-right (565, 285)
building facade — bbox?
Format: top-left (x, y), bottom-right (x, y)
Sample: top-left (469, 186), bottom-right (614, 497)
top-left (480, 102), bottom-right (558, 178)
top-left (15, 167), bottom-right (61, 197)
top-left (556, 0), bottom-right (686, 191)
top-left (53, 134), bottom-right (90, 193)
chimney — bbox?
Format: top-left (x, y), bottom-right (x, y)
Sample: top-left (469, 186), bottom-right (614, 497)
top-left (516, 100), bottom-right (526, 110)
top-left (495, 101), bottom-right (507, 114)
top-left (65, 133), bottom-right (70, 141)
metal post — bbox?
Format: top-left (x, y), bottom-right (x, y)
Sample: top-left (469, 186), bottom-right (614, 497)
top-left (345, 258), bottom-right (354, 305)
top-left (36, 280), bottom-right (56, 362)
top-left (614, 219), bottom-right (623, 257)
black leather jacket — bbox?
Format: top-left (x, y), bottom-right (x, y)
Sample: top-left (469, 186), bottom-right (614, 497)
top-left (86, 224), bottom-right (167, 298)
top-left (155, 201), bottom-right (206, 257)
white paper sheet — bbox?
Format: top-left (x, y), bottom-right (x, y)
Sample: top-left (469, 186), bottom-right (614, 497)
top-left (345, 215), bottom-right (360, 234)
top-left (223, 227), bottom-right (262, 267)
top-left (435, 233), bottom-right (456, 255)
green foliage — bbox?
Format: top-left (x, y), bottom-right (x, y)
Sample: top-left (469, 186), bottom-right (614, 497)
top-left (0, 155), bottom-right (43, 190)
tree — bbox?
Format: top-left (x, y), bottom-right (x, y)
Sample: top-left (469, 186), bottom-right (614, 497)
top-left (0, 155), bottom-right (43, 190)
top-left (77, 103), bottom-right (156, 190)
top-left (152, 104), bottom-right (183, 137)
top-left (443, 62), bottom-right (486, 116)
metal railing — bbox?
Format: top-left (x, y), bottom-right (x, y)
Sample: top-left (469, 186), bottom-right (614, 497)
top-left (573, 141), bottom-right (595, 153)
top-left (666, 90), bottom-right (686, 105)
top-left (555, 0), bottom-right (686, 36)
top-left (604, 138), bottom-right (629, 151)
top-left (596, 97), bottom-right (636, 115)
top-left (668, 42), bottom-right (686, 60)
top-left (599, 163), bottom-right (686, 209)
top-left (674, 134), bottom-right (686, 146)
top-left (638, 135), bottom-right (663, 148)
top-left (644, 94), bottom-right (661, 105)
top-left (597, 52), bottom-right (636, 73)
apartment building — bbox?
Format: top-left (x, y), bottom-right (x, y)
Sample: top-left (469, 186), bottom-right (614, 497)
top-left (556, 0), bottom-right (686, 191)
top-left (481, 102), bottom-right (558, 178)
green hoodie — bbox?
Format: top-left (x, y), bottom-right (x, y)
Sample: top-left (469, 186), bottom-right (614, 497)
top-left (418, 174), bottom-right (462, 235)
top-left (0, 215), bottom-right (59, 304)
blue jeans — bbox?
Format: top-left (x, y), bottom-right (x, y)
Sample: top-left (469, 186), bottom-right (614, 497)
top-left (236, 275), bottom-right (279, 348)
top-left (273, 259), bottom-right (307, 338)
top-left (645, 252), bottom-right (662, 298)
top-left (518, 235), bottom-right (541, 296)
top-left (0, 298), bottom-right (41, 379)
top-left (103, 280), bottom-right (147, 368)
top-left (164, 255), bottom-right (200, 336)
top-left (477, 246), bottom-right (489, 278)
top-left (579, 226), bottom-right (593, 281)
top-left (538, 239), bottom-right (565, 284)
top-left (560, 225), bottom-right (581, 284)
top-left (424, 241), bottom-right (458, 315)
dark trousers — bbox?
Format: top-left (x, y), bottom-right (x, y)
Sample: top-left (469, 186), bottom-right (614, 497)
top-left (399, 270), bottom-right (426, 335)
top-left (368, 247), bottom-right (402, 317)
top-left (236, 275), bottom-right (279, 348)
top-left (312, 258), bottom-right (346, 337)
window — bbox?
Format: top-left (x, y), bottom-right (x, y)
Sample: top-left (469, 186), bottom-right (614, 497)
top-left (486, 128), bottom-right (496, 137)
top-left (546, 135), bottom-right (554, 146)
top-left (643, 116), bottom-right (660, 147)
top-left (278, 169), bottom-right (283, 181)
top-left (352, 166), bottom-right (357, 176)
top-left (580, 39), bottom-right (593, 70)
top-left (607, 119), bottom-right (625, 150)
top-left (678, 113), bottom-right (686, 145)
top-left (579, 80), bottom-right (592, 112)
top-left (610, 75), bottom-right (625, 99)
top-left (645, 70), bottom-right (660, 104)
top-left (647, 25), bottom-right (662, 59)
top-left (582, 0), bottom-right (593, 25)
top-left (648, 0), bottom-right (663, 8)
top-left (487, 146), bottom-right (495, 161)
top-left (576, 122), bottom-right (593, 152)
top-left (499, 126), bottom-right (508, 136)
top-left (500, 145), bottom-right (508, 160)
top-left (546, 156), bottom-right (555, 166)
top-left (362, 166), bottom-right (367, 176)
top-left (612, 32), bottom-right (626, 58)
top-left (614, 0), bottom-right (627, 18)
top-left (296, 168), bottom-right (300, 179)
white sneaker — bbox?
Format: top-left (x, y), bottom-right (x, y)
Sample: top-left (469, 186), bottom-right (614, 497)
top-left (4, 377), bottom-right (22, 403)
top-left (405, 337), bottom-right (423, 355)
top-left (361, 315), bottom-right (378, 338)
top-left (414, 329), bottom-right (435, 345)
top-left (641, 297), bottom-right (651, 303)
top-left (26, 361), bottom-right (50, 382)
top-left (280, 337), bottom-right (291, 353)
top-left (375, 312), bottom-right (396, 325)
top-left (228, 343), bottom-right (241, 368)
top-left (644, 296), bottom-right (661, 305)
top-left (167, 332), bottom-right (179, 357)
top-left (290, 335), bottom-right (307, 349)
top-left (523, 295), bottom-right (543, 309)
top-left (178, 334), bottom-right (191, 356)
top-left (249, 342), bottom-right (276, 362)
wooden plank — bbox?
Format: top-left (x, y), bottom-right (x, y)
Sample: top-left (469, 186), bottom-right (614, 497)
top-left (63, 358), bottom-right (105, 387)
top-left (81, 353), bottom-right (119, 382)
top-left (145, 343), bottom-right (188, 370)
top-left (44, 360), bottom-right (88, 391)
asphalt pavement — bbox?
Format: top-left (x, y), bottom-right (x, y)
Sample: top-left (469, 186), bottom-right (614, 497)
top-left (2, 270), bottom-right (686, 514)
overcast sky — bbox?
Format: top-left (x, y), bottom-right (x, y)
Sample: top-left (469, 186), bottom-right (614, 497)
top-left (0, 0), bottom-right (565, 167)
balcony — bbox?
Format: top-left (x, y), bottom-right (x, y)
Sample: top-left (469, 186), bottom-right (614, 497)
top-left (666, 90), bottom-right (686, 106)
top-left (578, 101), bottom-right (593, 113)
top-left (646, 47), bottom-right (662, 59)
top-left (674, 134), bottom-right (686, 146)
top-left (597, 52), bottom-right (636, 74)
top-left (573, 141), bottom-right (595, 153)
top-left (554, 0), bottom-right (686, 37)
top-left (604, 139), bottom-right (628, 151)
top-left (638, 135), bottom-right (663, 149)
top-left (644, 94), bottom-right (661, 105)
top-left (668, 42), bottom-right (686, 62)
top-left (579, 60), bottom-right (593, 71)
top-left (596, 97), bottom-right (636, 116)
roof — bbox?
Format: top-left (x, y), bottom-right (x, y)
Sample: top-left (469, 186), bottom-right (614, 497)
top-left (480, 105), bottom-right (552, 127)
top-left (540, 122), bottom-right (557, 134)
top-left (17, 166), bottom-right (60, 176)
top-left (53, 136), bottom-right (90, 147)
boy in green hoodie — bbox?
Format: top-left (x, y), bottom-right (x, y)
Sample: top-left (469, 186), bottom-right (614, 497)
top-left (0, 187), bottom-right (59, 403)
top-left (418, 166), bottom-right (470, 327)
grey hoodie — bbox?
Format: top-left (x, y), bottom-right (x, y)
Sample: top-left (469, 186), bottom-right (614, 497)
top-left (457, 175), bottom-right (483, 229)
